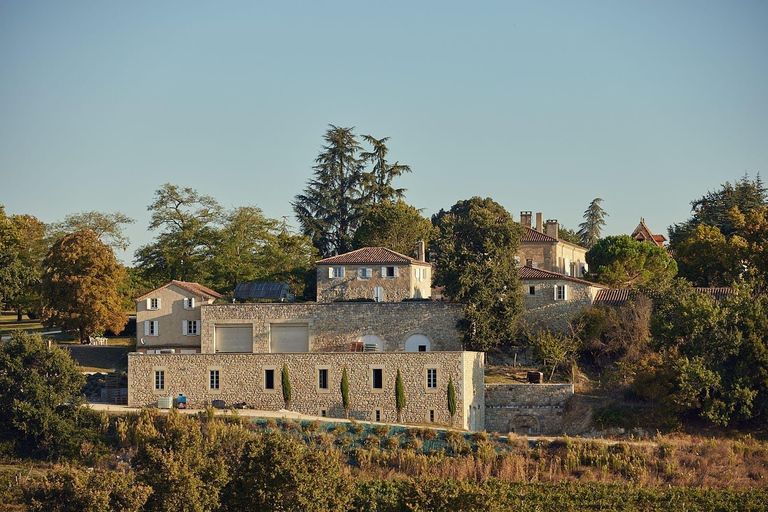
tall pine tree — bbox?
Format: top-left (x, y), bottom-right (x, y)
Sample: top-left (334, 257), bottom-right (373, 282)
top-left (577, 198), bottom-right (608, 249)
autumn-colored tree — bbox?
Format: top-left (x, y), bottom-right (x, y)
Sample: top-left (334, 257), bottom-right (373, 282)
top-left (41, 229), bottom-right (127, 342)
top-left (353, 200), bottom-right (436, 257)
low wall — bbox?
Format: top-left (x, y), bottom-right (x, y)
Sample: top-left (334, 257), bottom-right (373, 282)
top-left (484, 383), bottom-right (573, 435)
top-left (128, 351), bottom-right (484, 430)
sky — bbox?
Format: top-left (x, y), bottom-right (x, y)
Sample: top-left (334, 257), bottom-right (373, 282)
top-left (1, 1), bottom-right (767, 264)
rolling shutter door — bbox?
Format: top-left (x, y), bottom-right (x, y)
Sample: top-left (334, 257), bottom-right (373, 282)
top-left (270, 324), bottom-right (309, 353)
top-left (214, 325), bottom-right (252, 353)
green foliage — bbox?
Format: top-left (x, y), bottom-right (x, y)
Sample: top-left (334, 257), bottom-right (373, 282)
top-left (395, 369), bottom-right (406, 423)
top-left (530, 329), bottom-right (579, 381)
top-left (360, 134), bottom-right (411, 204)
top-left (282, 364), bottom-right (292, 409)
top-left (557, 225), bottom-right (583, 245)
top-left (586, 235), bottom-right (677, 289)
top-left (41, 229), bottom-right (127, 342)
top-left (0, 332), bottom-right (86, 459)
top-left (353, 199), bottom-right (435, 256)
top-left (447, 375), bottom-right (457, 426)
top-left (23, 465), bottom-right (150, 512)
top-left (0, 207), bottom-right (47, 317)
top-left (47, 210), bottom-right (135, 252)
top-left (577, 197), bottom-right (608, 249)
top-left (341, 367), bottom-right (350, 419)
top-left (433, 197), bottom-right (524, 350)
top-left (221, 431), bottom-right (353, 512)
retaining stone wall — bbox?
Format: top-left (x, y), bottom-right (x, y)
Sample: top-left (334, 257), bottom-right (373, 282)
top-left (521, 280), bottom-right (596, 332)
top-left (485, 383), bottom-right (573, 435)
top-left (200, 302), bottom-right (463, 353)
top-left (128, 351), bottom-right (484, 430)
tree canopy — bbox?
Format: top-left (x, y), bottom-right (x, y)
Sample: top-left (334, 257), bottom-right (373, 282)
top-left (0, 206), bottom-right (47, 319)
top-left (577, 198), bottom-right (608, 249)
top-left (41, 229), bottom-right (127, 342)
top-left (586, 235), bottom-right (677, 289)
top-left (352, 200), bottom-right (435, 257)
top-left (47, 210), bottom-right (135, 252)
top-left (433, 197), bottom-right (523, 350)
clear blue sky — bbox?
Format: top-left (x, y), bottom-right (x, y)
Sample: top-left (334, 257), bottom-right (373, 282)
top-left (1, 1), bottom-right (766, 263)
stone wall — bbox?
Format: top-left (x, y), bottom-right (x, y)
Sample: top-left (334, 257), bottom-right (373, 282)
top-left (518, 242), bottom-right (556, 272)
top-left (485, 383), bottom-right (573, 435)
top-left (521, 280), bottom-right (597, 332)
top-left (128, 351), bottom-right (484, 430)
top-left (317, 264), bottom-right (431, 302)
top-left (200, 302), bottom-right (463, 353)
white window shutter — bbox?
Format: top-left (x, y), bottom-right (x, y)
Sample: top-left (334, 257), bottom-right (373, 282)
top-left (564, 285), bottom-right (568, 300)
top-left (328, 267), bottom-right (334, 278)
top-left (564, 258), bottom-right (571, 276)
top-left (144, 321), bottom-right (150, 335)
top-left (340, 267), bottom-right (345, 277)
top-left (183, 298), bottom-right (188, 309)
top-left (381, 266), bottom-right (386, 277)
top-left (146, 298), bottom-right (151, 309)
top-left (157, 298), bottom-right (161, 309)
top-left (554, 285), bottom-right (558, 300)
top-left (182, 321), bottom-right (188, 335)
top-left (154, 321), bottom-right (159, 335)
top-left (393, 266), bottom-right (399, 277)
top-left (195, 320), bottom-right (200, 333)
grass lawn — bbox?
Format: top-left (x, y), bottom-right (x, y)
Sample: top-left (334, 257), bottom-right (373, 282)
top-left (63, 345), bottom-right (131, 372)
top-left (0, 311), bottom-right (44, 336)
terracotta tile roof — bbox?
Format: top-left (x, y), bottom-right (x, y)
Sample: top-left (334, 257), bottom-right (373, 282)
top-left (520, 226), bottom-right (558, 243)
top-left (594, 289), bottom-right (638, 307)
top-left (694, 287), bottom-right (733, 300)
top-left (317, 247), bottom-right (428, 265)
top-left (518, 266), bottom-right (605, 287)
top-left (135, 280), bottom-right (223, 301)
top-left (632, 218), bottom-right (666, 247)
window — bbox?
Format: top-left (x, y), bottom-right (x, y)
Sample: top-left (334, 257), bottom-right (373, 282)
top-left (418, 345), bottom-right (427, 352)
top-left (529, 286), bottom-right (536, 295)
top-left (373, 409), bottom-right (381, 422)
top-left (318, 369), bottom-right (329, 390)
top-left (264, 369), bottom-right (275, 390)
top-left (183, 320), bottom-right (200, 336)
top-left (372, 368), bottom-right (383, 390)
top-left (209, 370), bottom-right (220, 390)
top-left (429, 409), bottom-right (435, 423)
top-left (320, 409), bottom-right (327, 417)
top-left (405, 334), bottom-right (431, 352)
top-left (148, 297), bottom-right (160, 310)
top-left (383, 266), bottom-right (397, 278)
top-left (145, 320), bottom-right (159, 336)
top-left (359, 267), bottom-right (372, 279)
top-left (329, 267), bottom-right (345, 278)
top-left (373, 286), bottom-right (384, 302)
top-left (154, 370), bottom-right (164, 390)
top-left (183, 297), bottom-right (195, 310)
top-left (426, 368), bottom-right (437, 389)
top-left (555, 284), bottom-right (567, 301)
top-left (525, 259), bottom-right (533, 267)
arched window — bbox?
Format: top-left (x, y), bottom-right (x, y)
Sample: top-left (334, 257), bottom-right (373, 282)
top-left (358, 335), bottom-right (383, 351)
top-left (405, 334), bottom-right (431, 352)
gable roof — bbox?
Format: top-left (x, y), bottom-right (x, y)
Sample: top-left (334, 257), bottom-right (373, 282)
top-left (521, 226), bottom-right (558, 243)
top-left (135, 280), bottom-right (223, 302)
top-left (317, 247), bottom-right (428, 266)
top-left (631, 218), bottom-right (667, 247)
top-left (519, 266), bottom-right (606, 287)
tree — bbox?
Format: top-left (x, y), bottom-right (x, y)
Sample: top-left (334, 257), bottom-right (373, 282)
top-left (0, 207), bottom-right (47, 320)
top-left (352, 200), bottom-right (435, 256)
top-left (293, 125), bottom-right (365, 257)
top-left (530, 329), bottom-right (579, 382)
top-left (259, 230), bottom-right (318, 301)
top-left (41, 229), bottom-right (127, 342)
top-left (395, 369), bottom-right (406, 423)
top-left (577, 198), bottom-right (608, 249)
top-left (433, 197), bottom-right (524, 350)
top-left (135, 183), bottom-right (222, 284)
top-left (586, 235), bottom-right (677, 289)
top-left (360, 134), bottom-right (411, 203)
top-left (340, 367), bottom-right (350, 419)
top-left (0, 332), bottom-right (86, 458)
top-left (47, 211), bottom-right (135, 252)
top-left (447, 375), bottom-right (457, 427)
top-left (281, 364), bottom-right (292, 410)
top-left (557, 225), bottom-right (583, 246)
top-left (673, 223), bottom-right (746, 287)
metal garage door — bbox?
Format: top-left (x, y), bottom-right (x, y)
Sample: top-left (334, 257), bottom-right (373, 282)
top-left (270, 324), bottom-right (309, 353)
top-left (215, 325), bottom-right (252, 353)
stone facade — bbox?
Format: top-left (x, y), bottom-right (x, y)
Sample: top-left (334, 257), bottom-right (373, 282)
top-left (200, 302), bottom-right (464, 353)
top-left (520, 271), bottom-right (603, 332)
top-left (316, 263), bottom-right (432, 302)
top-left (128, 351), bottom-right (485, 430)
top-left (485, 383), bottom-right (573, 435)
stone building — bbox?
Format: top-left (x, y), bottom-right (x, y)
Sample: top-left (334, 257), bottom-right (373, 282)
top-left (316, 245), bottom-right (432, 302)
top-left (485, 383), bottom-right (573, 435)
top-left (135, 280), bottom-right (222, 352)
top-left (631, 218), bottom-right (667, 247)
top-left (517, 211), bottom-right (588, 277)
top-left (519, 266), bottom-right (605, 332)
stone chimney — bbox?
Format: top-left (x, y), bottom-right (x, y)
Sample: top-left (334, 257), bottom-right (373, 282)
top-left (536, 212), bottom-right (544, 233)
top-left (416, 240), bottom-right (426, 262)
top-left (520, 211), bottom-right (532, 228)
top-left (545, 219), bottom-right (559, 238)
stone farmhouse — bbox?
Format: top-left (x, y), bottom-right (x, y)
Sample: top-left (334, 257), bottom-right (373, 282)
top-left (315, 244), bottom-right (432, 302)
top-left (517, 211), bottom-right (588, 278)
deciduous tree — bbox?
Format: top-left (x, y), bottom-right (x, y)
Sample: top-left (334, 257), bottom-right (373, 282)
top-left (0, 207), bottom-right (47, 320)
top-left (47, 210), bottom-right (135, 252)
top-left (41, 229), bottom-right (127, 342)
top-left (353, 200), bottom-right (435, 256)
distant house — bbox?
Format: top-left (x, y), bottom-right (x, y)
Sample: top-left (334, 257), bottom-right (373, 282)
top-left (135, 280), bottom-right (222, 353)
top-left (234, 282), bottom-right (294, 302)
top-left (517, 211), bottom-right (588, 277)
top-left (316, 244), bottom-right (432, 302)
top-left (631, 218), bottom-right (667, 247)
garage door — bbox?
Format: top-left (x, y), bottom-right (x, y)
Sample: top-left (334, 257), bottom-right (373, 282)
top-left (215, 325), bottom-right (252, 353)
top-left (270, 324), bottom-right (309, 353)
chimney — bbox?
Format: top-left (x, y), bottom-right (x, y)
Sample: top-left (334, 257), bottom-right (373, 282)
top-left (520, 211), bottom-right (532, 228)
top-left (545, 219), bottom-right (559, 238)
top-left (536, 212), bottom-right (544, 233)
top-left (416, 240), bottom-right (426, 262)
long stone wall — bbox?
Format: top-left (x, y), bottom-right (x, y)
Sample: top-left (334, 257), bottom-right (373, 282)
top-left (200, 302), bottom-right (463, 353)
top-left (128, 351), bottom-right (484, 430)
top-left (485, 383), bottom-right (573, 435)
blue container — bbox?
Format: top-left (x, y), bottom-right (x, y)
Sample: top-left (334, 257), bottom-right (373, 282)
top-left (177, 395), bottom-right (187, 409)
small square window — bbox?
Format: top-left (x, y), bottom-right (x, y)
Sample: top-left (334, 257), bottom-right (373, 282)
top-left (264, 369), bottom-right (275, 390)
top-left (418, 345), bottom-right (427, 352)
top-left (154, 370), bottom-right (164, 391)
top-left (209, 370), bottom-right (220, 390)
top-left (372, 368), bottom-right (383, 389)
top-left (385, 266), bottom-right (396, 278)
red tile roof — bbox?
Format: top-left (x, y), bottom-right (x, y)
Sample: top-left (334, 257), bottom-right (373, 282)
top-left (594, 289), bottom-right (638, 306)
top-left (518, 266), bottom-right (605, 287)
top-left (521, 226), bottom-right (558, 243)
top-left (317, 247), bottom-right (428, 265)
top-left (632, 219), bottom-right (667, 247)
top-left (135, 280), bottom-right (223, 301)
